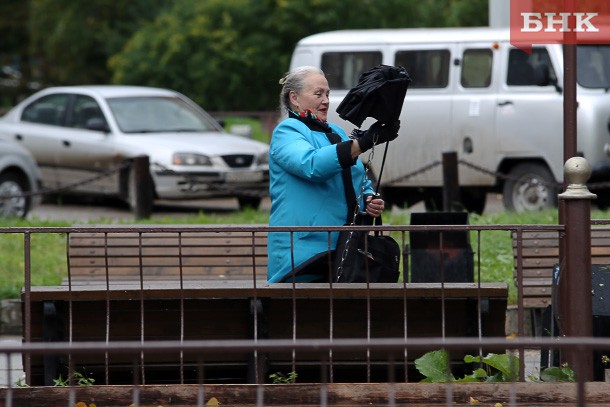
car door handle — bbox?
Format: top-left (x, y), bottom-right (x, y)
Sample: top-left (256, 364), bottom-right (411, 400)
top-left (62, 140), bottom-right (71, 147)
top-left (498, 101), bottom-right (513, 107)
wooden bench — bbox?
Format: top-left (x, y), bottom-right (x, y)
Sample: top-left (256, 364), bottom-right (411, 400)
top-left (23, 281), bottom-right (508, 386)
top-left (66, 229), bottom-right (268, 284)
top-left (512, 228), bottom-right (610, 310)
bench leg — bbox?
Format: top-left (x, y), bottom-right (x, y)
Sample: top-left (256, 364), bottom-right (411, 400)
top-left (42, 301), bottom-right (64, 386)
top-left (247, 299), bottom-right (268, 384)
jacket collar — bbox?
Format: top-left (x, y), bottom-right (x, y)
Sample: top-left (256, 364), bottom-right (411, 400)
top-left (288, 110), bottom-right (332, 134)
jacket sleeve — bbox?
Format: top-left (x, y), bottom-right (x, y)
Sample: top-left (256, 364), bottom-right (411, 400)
top-left (271, 119), bottom-right (347, 182)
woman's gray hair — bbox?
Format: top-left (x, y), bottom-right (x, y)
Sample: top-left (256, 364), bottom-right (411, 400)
top-left (278, 66), bottom-right (325, 115)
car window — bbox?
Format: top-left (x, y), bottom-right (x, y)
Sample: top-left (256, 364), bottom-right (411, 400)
top-left (507, 48), bottom-right (556, 86)
top-left (394, 49), bottom-right (450, 89)
top-left (21, 94), bottom-right (69, 126)
top-left (68, 95), bottom-right (108, 130)
top-left (107, 96), bottom-right (218, 133)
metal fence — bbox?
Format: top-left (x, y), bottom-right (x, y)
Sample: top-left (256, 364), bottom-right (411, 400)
top-left (0, 221), bottom-right (608, 405)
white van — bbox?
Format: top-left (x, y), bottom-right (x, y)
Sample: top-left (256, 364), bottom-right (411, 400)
top-left (289, 27), bottom-right (610, 213)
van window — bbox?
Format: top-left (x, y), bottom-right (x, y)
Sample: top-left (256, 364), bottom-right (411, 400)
top-left (321, 52), bottom-right (382, 90)
top-left (461, 49), bottom-right (492, 88)
top-left (394, 50), bottom-right (450, 88)
top-left (507, 48), bottom-right (556, 86)
top-left (577, 45), bottom-right (610, 89)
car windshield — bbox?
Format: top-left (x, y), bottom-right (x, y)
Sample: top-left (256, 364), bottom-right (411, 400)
top-left (577, 45), bottom-right (610, 89)
top-left (106, 96), bottom-right (219, 133)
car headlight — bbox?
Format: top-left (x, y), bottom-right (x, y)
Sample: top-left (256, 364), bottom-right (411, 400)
top-left (257, 151), bottom-right (269, 165)
top-left (172, 153), bottom-right (212, 166)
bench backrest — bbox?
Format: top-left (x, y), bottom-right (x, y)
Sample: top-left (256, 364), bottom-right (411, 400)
top-left (512, 228), bottom-right (610, 309)
top-left (67, 231), bottom-right (268, 283)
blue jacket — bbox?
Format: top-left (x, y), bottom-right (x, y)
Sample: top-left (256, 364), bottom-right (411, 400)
top-left (267, 115), bottom-right (373, 283)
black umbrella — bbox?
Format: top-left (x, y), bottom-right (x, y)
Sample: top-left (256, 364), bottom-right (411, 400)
top-left (336, 65), bottom-right (411, 128)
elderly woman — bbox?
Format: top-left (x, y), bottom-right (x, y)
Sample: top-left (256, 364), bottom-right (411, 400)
top-left (267, 66), bottom-right (399, 283)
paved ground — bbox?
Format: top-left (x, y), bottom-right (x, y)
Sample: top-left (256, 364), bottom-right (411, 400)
top-left (0, 336), bottom-right (23, 387)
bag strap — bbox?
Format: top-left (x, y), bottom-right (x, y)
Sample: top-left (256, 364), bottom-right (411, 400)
top-left (325, 131), bottom-right (358, 224)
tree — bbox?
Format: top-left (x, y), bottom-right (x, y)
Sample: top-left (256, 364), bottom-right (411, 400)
top-left (28, 0), bottom-right (171, 86)
top-left (109, 0), bottom-right (488, 111)
top-left (0, 0), bottom-right (31, 105)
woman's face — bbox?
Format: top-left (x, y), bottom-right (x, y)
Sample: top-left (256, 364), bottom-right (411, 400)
top-left (290, 73), bottom-right (330, 122)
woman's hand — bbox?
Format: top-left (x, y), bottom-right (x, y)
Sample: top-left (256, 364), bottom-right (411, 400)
top-left (365, 195), bottom-right (385, 218)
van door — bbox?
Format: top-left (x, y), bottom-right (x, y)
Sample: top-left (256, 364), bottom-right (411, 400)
top-left (451, 43), bottom-right (499, 212)
top-left (379, 44), bottom-right (456, 208)
top-left (495, 46), bottom-right (563, 211)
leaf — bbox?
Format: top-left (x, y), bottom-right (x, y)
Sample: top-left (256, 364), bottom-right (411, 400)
top-left (75, 403), bottom-right (87, 407)
top-left (206, 396), bottom-right (219, 406)
top-left (481, 353), bottom-right (520, 381)
top-left (414, 349), bottom-right (455, 382)
top-left (469, 396), bottom-right (480, 404)
top-left (540, 366), bottom-right (569, 382)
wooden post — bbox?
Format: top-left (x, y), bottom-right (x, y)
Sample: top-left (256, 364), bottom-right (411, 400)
top-left (132, 155), bottom-right (154, 220)
top-left (558, 156), bottom-right (596, 382)
top-left (442, 151), bottom-right (460, 212)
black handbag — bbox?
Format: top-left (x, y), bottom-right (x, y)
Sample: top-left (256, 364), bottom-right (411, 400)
top-left (325, 132), bottom-right (400, 283)
top-left (333, 217), bottom-right (400, 283)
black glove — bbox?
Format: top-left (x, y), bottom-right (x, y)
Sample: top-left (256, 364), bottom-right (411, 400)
top-left (355, 120), bottom-right (400, 153)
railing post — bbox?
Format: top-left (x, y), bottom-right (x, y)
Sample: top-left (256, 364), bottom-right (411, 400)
top-left (442, 151), bottom-right (460, 212)
top-left (557, 156), bottom-right (596, 381)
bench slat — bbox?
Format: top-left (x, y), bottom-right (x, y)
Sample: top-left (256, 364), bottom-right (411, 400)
top-left (512, 228), bottom-right (610, 309)
top-left (67, 231), bottom-right (269, 282)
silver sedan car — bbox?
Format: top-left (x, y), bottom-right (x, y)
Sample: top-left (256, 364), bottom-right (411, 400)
top-left (0, 86), bottom-right (270, 211)
top-left (0, 139), bottom-right (42, 218)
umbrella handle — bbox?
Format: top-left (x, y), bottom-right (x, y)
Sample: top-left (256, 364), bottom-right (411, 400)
top-left (374, 141), bottom-right (390, 195)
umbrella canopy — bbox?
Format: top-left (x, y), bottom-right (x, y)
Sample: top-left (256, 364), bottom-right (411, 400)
top-left (336, 65), bottom-right (411, 128)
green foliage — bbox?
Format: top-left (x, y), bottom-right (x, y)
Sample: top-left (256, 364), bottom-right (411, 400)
top-left (463, 353), bottom-right (520, 382)
top-left (53, 371), bottom-right (95, 386)
top-left (415, 350), bottom-right (575, 383)
top-left (414, 349), bottom-right (453, 382)
top-left (269, 371), bottom-right (298, 384)
top-left (29, 0), bottom-right (172, 86)
top-left (108, 0), bottom-right (488, 111)
top-left (536, 364), bottom-right (576, 382)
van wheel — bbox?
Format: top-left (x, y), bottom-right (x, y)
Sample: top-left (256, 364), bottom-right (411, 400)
top-left (0, 173), bottom-right (29, 218)
top-left (502, 163), bottom-right (558, 212)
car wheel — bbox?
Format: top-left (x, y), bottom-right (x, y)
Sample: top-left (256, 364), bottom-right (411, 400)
top-left (127, 168), bottom-right (154, 217)
top-left (238, 196), bottom-right (261, 210)
top-left (502, 163), bottom-right (558, 212)
top-left (0, 172), bottom-right (29, 218)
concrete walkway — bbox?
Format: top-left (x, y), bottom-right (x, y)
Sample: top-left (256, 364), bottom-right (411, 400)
top-left (0, 336), bottom-right (24, 387)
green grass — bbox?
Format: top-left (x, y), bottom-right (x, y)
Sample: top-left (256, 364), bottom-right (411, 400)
top-left (1, 205), bottom-right (606, 303)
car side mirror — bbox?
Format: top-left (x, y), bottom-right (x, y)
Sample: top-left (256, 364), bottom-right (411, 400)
top-left (86, 118), bottom-right (110, 132)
